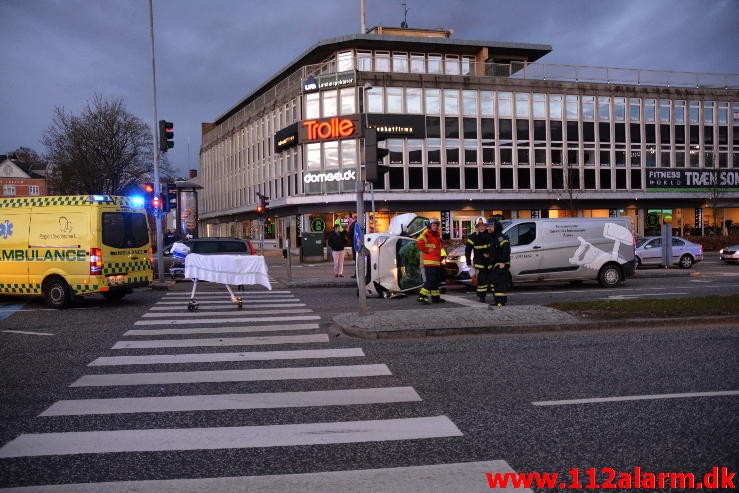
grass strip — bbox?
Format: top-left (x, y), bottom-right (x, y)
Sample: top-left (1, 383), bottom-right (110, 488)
top-left (549, 294), bottom-right (739, 319)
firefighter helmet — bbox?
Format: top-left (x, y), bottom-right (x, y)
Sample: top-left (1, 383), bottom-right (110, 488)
top-left (427, 217), bottom-right (440, 225)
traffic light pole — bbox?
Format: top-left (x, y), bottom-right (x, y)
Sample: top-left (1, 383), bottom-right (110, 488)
top-left (148, 0), bottom-right (165, 283)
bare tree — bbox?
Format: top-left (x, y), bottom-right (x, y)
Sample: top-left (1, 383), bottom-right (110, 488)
top-left (42, 94), bottom-right (172, 195)
top-left (703, 170), bottom-right (730, 236)
top-left (554, 159), bottom-right (582, 217)
top-left (11, 146), bottom-right (43, 162)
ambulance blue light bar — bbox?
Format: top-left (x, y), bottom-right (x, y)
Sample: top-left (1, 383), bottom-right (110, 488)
top-left (130, 196), bottom-right (145, 208)
top-left (88, 194), bottom-right (111, 202)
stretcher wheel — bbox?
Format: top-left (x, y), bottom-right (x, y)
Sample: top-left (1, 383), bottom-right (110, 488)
top-left (237, 298), bottom-right (243, 309)
top-left (187, 300), bottom-right (199, 312)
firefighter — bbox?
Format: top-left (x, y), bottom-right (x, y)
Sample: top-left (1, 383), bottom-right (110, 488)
top-left (488, 218), bottom-right (511, 306)
top-left (416, 217), bottom-right (445, 305)
top-left (465, 217), bottom-right (493, 302)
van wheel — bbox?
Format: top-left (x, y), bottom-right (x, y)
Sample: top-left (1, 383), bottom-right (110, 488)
top-left (679, 254), bottom-right (694, 269)
top-left (102, 291), bottom-right (127, 302)
top-left (597, 263), bottom-right (622, 288)
top-left (43, 277), bottom-right (72, 309)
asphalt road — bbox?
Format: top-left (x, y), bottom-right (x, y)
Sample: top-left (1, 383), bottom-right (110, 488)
top-left (0, 259), bottom-right (737, 491)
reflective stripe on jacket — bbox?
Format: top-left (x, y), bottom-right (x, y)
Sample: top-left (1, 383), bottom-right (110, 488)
top-left (417, 228), bottom-right (442, 266)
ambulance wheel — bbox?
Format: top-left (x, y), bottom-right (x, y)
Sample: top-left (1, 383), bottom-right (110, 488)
top-left (102, 291), bottom-right (127, 302)
top-left (597, 263), bottom-right (622, 288)
top-left (43, 277), bottom-right (72, 309)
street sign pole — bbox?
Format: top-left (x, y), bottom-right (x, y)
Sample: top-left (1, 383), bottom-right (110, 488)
top-left (355, 179), bottom-right (367, 316)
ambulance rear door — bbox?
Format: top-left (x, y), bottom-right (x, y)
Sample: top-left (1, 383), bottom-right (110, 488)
top-left (100, 210), bottom-right (152, 287)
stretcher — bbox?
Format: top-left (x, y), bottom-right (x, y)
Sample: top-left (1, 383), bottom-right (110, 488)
top-left (183, 254), bottom-right (271, 311)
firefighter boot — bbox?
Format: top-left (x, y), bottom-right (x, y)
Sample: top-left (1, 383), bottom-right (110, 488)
top-left (477, 293), bottom-right (486, 303)
top-left (431, 295), bottom-right (445, 303)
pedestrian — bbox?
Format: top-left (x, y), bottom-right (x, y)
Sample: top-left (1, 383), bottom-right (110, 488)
top-left (465, 217), bottom-right (493, 302)
top-left (327, 223), bottom-right (346, 277)
top-left (416, 217), bottom-right (445, 304)
top-left (487, 218), bottom-right (511, 306)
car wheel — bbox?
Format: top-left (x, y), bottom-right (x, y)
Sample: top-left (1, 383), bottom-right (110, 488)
top-left (43, 277), bottom-right (72, 309)
top-left (635, 256), bottom-right (642, 268)
top-left (679, 254), bottom-right (694, 269)
top-left (597, 263), bottom-right (622, 288)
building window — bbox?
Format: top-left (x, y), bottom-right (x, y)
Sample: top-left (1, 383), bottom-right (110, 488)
top-left (408, 139), bottom-right (423, 164)
top-left (689, 101), bottom-right (700, 123)
top-left (444, 90), bottom-right (459, 115)
top-left (498, 92), bottom-right (512, 118)
top-left (339, 87), bottom-right (355, 114)
top-left (3, 185), bottom-right (16, 196)
top-left (645, 99), bottom-right (656, 123)
top-left (660, 100), bottom-right (671, 123)
top-left (480, 91), bottom-right (494, 117)
top-left (515, 93), bottom-right (530, 118)
top-left (305, 92), bottom-right (319, 119)
top-left (425, 89), bottom-right (441, 115)
top-left (375, 51), bottom-right (390, 72)
top-left (582, 96), bottom-right (595, 120)
top-left (341, 140), bottom-right (357, 167)
top-left (410, 53), bottom-right (425, 73)
top-left (566, 95), bottom-right (579, 120)
top-left (337, 51), bottom-right (353, 71)
top-left (703, 101), bottom-right (714, 124)
top-left (462, 90), bottom-right (477, 116)
top-left (387, 87), bottom-right (403, 113)
top-left (406, 88), bottom-right (422, 114)
top-left (533, 93), bottom-right (546, 118)
top-left (630, 98), bottom-right (641, 122)
top-left (357, 51), bottom-right (372, 71)
top-left (549, 95), bottom-right (563, 119)
top-left (322, 89), bottom-right (337, 117)
top-left (427, 54), bottom-right (442, 74)
top-left (675, 100), bottom-right (686, 124)
top-left (28, 185), bottom-right (40, 196)
top-left (598, 97), bottom-right (611, 121)
top-left (461, 56), bottom-right (474, 75)
top-left (614, 98), bottom-right (626, 121)
top-left (392, 52), bottom-right (408, 73)
top-left (306, 143), bottom-right (321, 170)
top-left (444, 55), bottom-right (460, 75)
top-left (367, 87), bottom-right (384, 112)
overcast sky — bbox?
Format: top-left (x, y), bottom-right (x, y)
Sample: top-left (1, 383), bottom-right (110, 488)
top-left (1, 0), bottom-right (737, 177)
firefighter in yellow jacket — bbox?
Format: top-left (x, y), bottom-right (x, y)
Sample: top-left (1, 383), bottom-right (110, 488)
top-left (416, 217), bottom-right (445, 305)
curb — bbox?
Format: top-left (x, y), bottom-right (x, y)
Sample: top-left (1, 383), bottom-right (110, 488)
top-left (336, 314), bottom-right (739, 339)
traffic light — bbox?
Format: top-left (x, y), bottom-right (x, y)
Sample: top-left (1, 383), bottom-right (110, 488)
top-left (256, 194), bottom-right (269, 216)
top-left (165, 182), bottom-right (177, 212)
top-left (142, 183), bottom-right (155, 212)
top-left (151, 193), bottom-right (162, 213)
top-left (158, 120), bottom-right (174, 153)
top-left (363, 128), bottom-right (390, 185)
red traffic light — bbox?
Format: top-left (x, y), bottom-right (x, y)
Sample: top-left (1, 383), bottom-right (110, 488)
top-left (152, 195), bottom-right (161, 210)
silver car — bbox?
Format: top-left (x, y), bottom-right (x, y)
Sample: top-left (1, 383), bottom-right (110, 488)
top-left (720, 244), bottom-right (739, 264)
top-left (635, 236), bottom-right (703, 269)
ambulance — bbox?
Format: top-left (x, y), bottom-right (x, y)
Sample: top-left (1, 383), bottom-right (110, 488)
top-left (0, 195), bottom-right (153, 308)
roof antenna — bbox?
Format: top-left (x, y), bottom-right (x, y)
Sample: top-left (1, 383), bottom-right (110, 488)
top-left (400, 2), bottom-right (408, 28)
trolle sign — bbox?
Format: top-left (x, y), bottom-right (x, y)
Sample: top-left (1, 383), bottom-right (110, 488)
top-left (647, 170), bottom-right (739, 189)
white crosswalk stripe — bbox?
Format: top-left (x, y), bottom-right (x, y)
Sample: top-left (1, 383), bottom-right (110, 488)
top-left (111, 333), bottom-right (329, 349)
top-left (0, 285), bottom-right (478, 490)
top-left (88, 348), bottom-right (365, 366)
top-left (123, 323), bottom-right (320, 336)
top-left (70, 364), bottom-right (392, 387)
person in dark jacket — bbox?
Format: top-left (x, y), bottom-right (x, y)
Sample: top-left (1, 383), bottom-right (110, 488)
top-left (487, 218), bottom-right (511, 306)
top-left (327, 224), bottom-right (347, 277)
top-left (465, 217), bottom-right (493, 302)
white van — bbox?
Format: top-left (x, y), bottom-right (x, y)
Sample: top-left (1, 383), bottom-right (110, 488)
top-left (499, 218), bottom-right (636, 287)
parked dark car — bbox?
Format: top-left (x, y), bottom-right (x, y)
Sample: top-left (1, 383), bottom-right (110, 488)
top-left (153, 237), bottom-right (256, 279)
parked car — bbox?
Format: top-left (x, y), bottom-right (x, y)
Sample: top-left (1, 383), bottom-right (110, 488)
top-left (720, 244), bottom-right (739, 264)
top-left (153, 237), bottom-right (256, 279)
top-left (635, 236), bottom-right (703, 269)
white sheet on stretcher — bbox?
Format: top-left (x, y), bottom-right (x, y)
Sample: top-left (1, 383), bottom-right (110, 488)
top-left (184, 254), bottom-right (271, 290)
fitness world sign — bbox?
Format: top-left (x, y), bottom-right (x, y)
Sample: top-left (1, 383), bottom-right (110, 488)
top-left (647, 170), bottom-right (739, 189)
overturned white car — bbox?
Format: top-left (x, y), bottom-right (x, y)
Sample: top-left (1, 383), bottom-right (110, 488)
top-left (360, 213), bottom-right (429, 297)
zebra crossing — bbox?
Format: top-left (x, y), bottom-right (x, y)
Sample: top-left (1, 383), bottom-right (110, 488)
top-left (0, 285), bottom-right (536, 492)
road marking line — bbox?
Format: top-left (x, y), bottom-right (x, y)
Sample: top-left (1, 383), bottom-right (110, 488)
top-left (154, 298), bottom-right (298, 305)
top-left (165, 290), bottom-right (291, 297)
top-left (0, 415), bottom-right (461, 458)
top-left (2, 330), bottom-right (55, 336)
top-left (88, 348), bottom-right (365, 366)
top-left (148, 303), bottom-right (306, 311)
top-left (123, 323), bottom-right (320, 336)
top-left (70, 364), bottom-right (392, 387)
top-left (41, 387), bottom-right (421, 416)
top-left (142, 308), bottom-right (312, 317)
top-left (0, 460), bottom-right (527, 492)
top-left (533, 390), bottom-right (739, 406)
top-left (134, 315), bottom-right (321, 326)
top-left (441, 294), bottom-right (487, 307)
top-left (112, 333), bottom-right (329, 349)
top-left (604, 292), bottom-right (687, 300)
